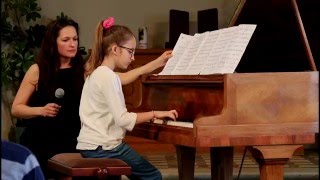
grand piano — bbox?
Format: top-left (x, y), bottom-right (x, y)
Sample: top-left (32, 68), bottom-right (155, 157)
top-left (123, 0), bottom-right (319, 179)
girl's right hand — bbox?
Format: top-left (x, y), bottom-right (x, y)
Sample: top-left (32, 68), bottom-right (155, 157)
top-left (154, 110), bottom-right (178, 121)
top-left (41, 103), bottom-right (61, 117)
top-left (152, 50), bottom-right (173, 69)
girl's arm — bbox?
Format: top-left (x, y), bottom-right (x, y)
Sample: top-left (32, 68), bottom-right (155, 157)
top-left (135, 110), bottom-right (178, 124)
top-left (116, 50), bottom-right (173, 85)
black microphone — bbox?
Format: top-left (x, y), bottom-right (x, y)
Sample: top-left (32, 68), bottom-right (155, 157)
top-left (54, 88), bottom-right (65, 106)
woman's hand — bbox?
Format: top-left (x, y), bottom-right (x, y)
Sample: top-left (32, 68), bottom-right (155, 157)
top-left (41, 103), bottom-right (61, 117)
top-left (154, 110), bottom-right (178, 121)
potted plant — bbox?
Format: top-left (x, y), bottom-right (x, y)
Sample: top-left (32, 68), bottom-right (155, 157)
top-left (1, 0), bottom-right (46, 141)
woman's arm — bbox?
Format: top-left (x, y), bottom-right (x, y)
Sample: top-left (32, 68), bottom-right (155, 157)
top-left (11, 64), bottom-right (60, 119)
top-left (116, 50), bottom-right (173, 85)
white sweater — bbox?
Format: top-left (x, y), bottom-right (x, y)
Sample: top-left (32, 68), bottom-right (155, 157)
top-left (77, 66), bottom-right (137, 150)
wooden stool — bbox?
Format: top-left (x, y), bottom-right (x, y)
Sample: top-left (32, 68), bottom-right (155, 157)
top-left (48, 153), bottom-right (131, 180)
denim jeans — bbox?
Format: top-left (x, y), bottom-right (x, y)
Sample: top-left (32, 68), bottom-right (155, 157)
top-left (80, 142), bottom-right (162, 180)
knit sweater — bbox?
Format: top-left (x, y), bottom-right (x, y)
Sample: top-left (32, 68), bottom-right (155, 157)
top-left (1, 140), bottom-right (45, 180)
top-left (77, 66), bottom-right (136, 150)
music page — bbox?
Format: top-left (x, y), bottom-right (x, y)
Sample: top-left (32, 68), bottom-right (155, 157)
top-left (159, 34), bottom-right (193, 75)
top-left (219, 24), bottom-right (256, 73)
top-left (171, 33), bottom-right (208, 75)
top-left (201, 26), bottom-right (240, 74)
top-left (159, 24), bottom-right (256, 75)
top-left (187, 31), bottom-right (219, 75)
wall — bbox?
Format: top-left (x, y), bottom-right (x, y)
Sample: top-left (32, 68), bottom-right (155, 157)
top-left (37, 0), bottom-right (240, 49)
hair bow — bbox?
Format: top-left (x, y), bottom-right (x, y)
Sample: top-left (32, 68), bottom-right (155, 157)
top-left (102, 17), bottom-right (115, 29)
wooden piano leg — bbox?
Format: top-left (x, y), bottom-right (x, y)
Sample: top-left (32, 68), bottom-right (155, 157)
top-left (175, 145), bottom-right (196, 180)
top-left (249, 145), bottom-right (302, 180)
top-left (210, 147), bottom-right (234, 180)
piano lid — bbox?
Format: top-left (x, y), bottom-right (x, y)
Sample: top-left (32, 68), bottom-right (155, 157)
top-left (229, 0), bottom-right (319, 73)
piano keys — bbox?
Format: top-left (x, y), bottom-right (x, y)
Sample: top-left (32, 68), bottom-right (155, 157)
top-left (150, 119), bottom-right (193, 128)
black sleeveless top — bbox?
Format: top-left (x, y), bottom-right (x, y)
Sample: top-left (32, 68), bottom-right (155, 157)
top-left (19, 66), bottom-right (84, 152)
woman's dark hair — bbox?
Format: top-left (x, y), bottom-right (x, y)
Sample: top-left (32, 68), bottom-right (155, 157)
top-left (36, 17), bottom-right (84, 91)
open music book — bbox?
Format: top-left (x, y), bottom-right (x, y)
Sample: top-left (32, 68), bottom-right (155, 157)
top-left (159, 24), bottom-right (257, 75)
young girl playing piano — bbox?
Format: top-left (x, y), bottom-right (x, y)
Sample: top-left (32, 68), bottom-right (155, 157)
top-left (76, 17), bottom-right (178, 179)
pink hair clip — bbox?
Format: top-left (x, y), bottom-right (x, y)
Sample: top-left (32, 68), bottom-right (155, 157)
top-left (102, 17), bottom-right (115, 29)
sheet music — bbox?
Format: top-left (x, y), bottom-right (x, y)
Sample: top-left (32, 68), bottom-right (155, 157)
top-left (221, 24), bottom-right (257, 73)
top-left (159, 24), bottom-right (256, 75)
top-left (186, 31), bottom-right (219, 75)
top-left (200, 27), bottom-right (237, 74)
top-left (201, 26), bottom-right (240, 74)
top-left (159, 34), bottom-right (193, 75)
top-left (171, 33), bottom-right (207, 75)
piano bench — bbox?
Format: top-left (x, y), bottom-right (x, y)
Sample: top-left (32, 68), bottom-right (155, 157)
top-left (48, 153), bottom-right (131, 180)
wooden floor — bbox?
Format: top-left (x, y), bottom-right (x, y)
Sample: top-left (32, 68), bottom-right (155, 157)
top-left (124, 135), bottom-right (301, 155)
top-left (124, 135), bottom-right (211, 155)
top-left (123, 136), bottom-right (319, 180)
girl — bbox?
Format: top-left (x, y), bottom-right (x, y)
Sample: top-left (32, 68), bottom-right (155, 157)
top-left (77, 17), bottom-right (178, 180)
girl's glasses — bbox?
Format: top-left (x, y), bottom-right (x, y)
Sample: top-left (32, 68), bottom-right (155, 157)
top-left (118, 45), bottom-right (135, 58)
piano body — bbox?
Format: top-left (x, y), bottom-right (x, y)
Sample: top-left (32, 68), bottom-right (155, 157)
top-left (123, 0), bottom-right (319, 179)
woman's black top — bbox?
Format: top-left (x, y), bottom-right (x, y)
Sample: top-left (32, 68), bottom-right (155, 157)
top-left (19, 66), bottom-right (84, 154)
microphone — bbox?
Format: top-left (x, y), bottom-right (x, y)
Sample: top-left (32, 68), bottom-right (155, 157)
top-left (54, 88), bottom-right (65, 106)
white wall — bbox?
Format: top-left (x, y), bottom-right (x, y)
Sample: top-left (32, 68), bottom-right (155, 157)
top-left (38, 0), bottom-right (239, 49)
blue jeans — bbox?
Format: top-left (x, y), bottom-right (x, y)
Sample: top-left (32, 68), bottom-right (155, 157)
top-left (80, 142), bottom-right (162, 180)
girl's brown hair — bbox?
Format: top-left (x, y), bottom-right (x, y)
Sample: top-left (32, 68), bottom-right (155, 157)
top-left (85, 22), bottom-right (134, 76)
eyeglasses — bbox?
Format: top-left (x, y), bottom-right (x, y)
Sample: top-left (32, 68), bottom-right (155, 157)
top-left (118, 45), bottom-right (135, 58)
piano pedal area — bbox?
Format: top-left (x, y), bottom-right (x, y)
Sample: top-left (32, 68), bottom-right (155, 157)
top-left (123, 136), bottom-right (318, 180)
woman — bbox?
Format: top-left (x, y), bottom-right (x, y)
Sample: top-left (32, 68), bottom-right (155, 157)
top-left (11, 17), bottom-right (85, 178)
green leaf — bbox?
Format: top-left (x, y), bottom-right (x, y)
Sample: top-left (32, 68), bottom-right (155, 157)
top-left (1, 0), bottom-right (44, 91)
top-left (16, 62), bottom-right (22, 68)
